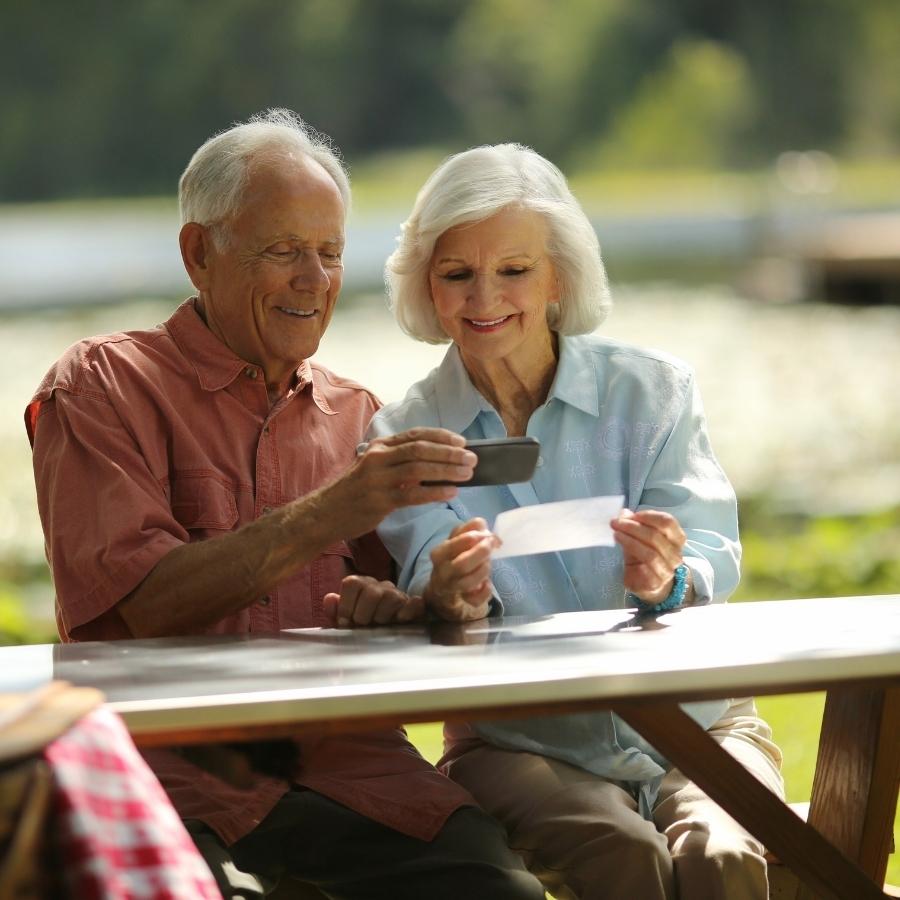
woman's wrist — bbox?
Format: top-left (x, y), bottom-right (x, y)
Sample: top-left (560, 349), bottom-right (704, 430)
top-left (423, 582), bottom-right (491, 622)
top-left (629, 563), bottom-right (691, 612)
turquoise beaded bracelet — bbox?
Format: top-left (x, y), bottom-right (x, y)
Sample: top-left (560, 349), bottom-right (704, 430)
top-left (629, 563), bottom-right (689, 614)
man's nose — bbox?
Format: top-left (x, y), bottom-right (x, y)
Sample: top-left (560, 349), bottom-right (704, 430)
top-left (290, 250), bottom-right (331, 292)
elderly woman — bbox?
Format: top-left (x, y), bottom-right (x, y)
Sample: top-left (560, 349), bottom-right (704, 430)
top-left (365, 144), bottom-right (784, 900)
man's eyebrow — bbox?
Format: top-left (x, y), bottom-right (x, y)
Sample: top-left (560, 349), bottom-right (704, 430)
top-left (265, 233), bottom-right (344, 247)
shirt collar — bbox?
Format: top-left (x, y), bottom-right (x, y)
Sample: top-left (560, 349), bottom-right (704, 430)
top-left (165, 298), bottom-right (327, 410)
top-left (433, 344), bottom-right (494, 434)
top-left (547, 334), bottom-right (600, 417)
top-left (434, 335), bottom-right (600, 432)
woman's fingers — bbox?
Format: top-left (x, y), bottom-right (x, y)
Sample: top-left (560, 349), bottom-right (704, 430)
top-left (425, 518), bottom-right (497, 622)
top-left (612, 511), bottom-right (684, 561)
top-left (612, 509), bottom-right (686, 599)
top-left (430, 529), bottom-right (496, 593)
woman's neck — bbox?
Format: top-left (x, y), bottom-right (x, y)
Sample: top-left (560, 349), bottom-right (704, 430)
top-left (462, 332), bottom-right (559, 437)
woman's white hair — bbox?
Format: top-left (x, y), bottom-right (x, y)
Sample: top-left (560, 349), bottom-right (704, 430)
top-left (178, 108), bottom-right (350, 247)
top-left (386, 143), bottom-right (611, 343)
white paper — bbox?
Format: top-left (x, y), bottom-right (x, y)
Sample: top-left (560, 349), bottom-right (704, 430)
top-left (492, 495), bottom-right (625, 559)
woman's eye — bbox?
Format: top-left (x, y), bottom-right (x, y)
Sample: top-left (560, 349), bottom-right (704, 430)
top-left (442, 270), bottom-right (471, 282)
top-left (502, 267), bottom-right (528, 277)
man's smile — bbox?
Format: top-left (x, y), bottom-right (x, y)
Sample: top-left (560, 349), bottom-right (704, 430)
top-left (277, 306), bottom-right (317, 318)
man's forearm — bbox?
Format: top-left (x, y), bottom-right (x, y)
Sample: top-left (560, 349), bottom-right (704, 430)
top-left (116, 428), bottom-right (476, 637)
top-left (118, 488), bottom-right (342, 638)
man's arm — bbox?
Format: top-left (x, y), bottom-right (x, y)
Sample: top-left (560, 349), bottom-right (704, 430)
top-left (118, 428), bottom-right (476, 637)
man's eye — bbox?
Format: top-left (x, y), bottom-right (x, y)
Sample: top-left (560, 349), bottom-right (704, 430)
top-left (266, 245), bottom-right (295, 257)
top-left (320, 250), bottom-right (342, 263)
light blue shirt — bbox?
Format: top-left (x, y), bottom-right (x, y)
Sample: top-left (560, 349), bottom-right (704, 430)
top-left (368, 334), bottom-right (741, 809)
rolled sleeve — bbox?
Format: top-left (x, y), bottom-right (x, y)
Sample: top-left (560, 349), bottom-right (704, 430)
top-left (32, 390), bottom-right (186, 637)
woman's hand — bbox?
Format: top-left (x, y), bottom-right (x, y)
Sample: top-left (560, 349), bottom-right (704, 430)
top-left (424, 518), bottom-right (498, 622)
top-left (610, 509), bottom-right (692, 605)
top-left (323, 575), bottom-right (425, 627)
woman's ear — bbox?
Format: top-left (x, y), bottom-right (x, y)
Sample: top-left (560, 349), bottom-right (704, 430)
top-left (548, 267), bottom-right (562, 305)
top-left (179, 222), bottom-right (214, 292)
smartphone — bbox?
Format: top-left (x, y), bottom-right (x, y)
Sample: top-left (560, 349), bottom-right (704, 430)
top-left (423, 437), bottom-right (541, 487)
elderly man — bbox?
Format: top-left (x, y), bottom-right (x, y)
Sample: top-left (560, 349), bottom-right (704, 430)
top-left (26, 110), bottom-right (544, 900)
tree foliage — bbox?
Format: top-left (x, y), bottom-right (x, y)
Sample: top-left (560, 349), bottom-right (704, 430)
top-left (0, 0), bottom-right (897, 201)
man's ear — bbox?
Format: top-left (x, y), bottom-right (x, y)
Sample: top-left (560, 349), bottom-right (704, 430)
top-left (180, 222), bottom-right (215, 292)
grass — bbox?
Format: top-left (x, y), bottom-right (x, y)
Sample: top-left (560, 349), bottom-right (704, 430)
top-left (407, 692), bottom-right (900, 887)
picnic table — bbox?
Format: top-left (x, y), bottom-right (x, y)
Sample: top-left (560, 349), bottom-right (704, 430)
top-left (2, 594), bottom-right (898, 899)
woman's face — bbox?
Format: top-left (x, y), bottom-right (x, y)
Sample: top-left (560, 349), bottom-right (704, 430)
top-left (428, 206), bottom-right (559, 370)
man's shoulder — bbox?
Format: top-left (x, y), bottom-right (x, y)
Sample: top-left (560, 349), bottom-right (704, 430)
top-left (31, 322), bottom-right (173, 404)
top-left (309, 361), bottom-right (382, 410)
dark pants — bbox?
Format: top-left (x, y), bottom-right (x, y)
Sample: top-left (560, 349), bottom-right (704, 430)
top-left (189, 788), bottom-right (545, 900)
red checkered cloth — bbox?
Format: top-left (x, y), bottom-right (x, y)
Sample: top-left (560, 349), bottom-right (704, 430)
top-left (43, 706), bottom-right (221, 899)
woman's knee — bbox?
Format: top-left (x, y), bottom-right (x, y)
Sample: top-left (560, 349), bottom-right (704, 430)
top-left (670, 830), bottom-right (768, 900)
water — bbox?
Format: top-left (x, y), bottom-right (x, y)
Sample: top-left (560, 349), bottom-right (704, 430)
top-left (3, 284), bottom-right (899, 571)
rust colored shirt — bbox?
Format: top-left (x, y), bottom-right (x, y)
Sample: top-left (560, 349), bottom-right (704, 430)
top-left (26, 298), bottom-right (472, 844)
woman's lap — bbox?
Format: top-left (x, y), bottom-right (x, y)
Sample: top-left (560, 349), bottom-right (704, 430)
top-left (441, 699), bottom-right (782, 900)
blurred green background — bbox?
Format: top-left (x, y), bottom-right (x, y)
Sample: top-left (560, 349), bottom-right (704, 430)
top-left (1, 0), bottom-right (898, 886)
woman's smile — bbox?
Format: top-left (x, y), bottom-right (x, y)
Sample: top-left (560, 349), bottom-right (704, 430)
top-left (464, 313), bottom-right (514, 331)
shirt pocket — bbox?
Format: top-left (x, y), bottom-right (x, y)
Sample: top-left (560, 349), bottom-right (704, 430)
top-left (170, 475), bottom-right (239, 533)
top-left (309, 541), bottom-right (355, 621)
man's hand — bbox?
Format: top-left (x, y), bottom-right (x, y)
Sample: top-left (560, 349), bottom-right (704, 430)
top-left (321, 428), bottom-right (477, 543)
top-left (424, 518), bottom-right (497, 622)
top-left (119, 428), bottom-right (475, 639)
top-left (610, 508), bottom-right (692, 604)
top-left (323, 575), bottom-right (425, 627)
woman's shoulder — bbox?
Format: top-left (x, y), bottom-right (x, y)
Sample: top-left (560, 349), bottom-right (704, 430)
top-left (567, 333), bottom-right (695, 388)
top-left (570, 333), bottom-right (693, 375)
top-left (368, 365), bottom-right (444, 434)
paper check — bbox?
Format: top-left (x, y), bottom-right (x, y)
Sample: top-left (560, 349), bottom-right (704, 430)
top-left (492, 495), bottom-right (625, 559)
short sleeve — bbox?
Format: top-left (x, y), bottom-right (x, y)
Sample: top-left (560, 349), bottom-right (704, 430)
top-left (31, 389), bottom-right (186, 639)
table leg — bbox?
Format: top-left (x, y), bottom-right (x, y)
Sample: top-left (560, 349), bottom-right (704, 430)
top-left (614, 700), bottom-right (887, 900)
top-left (796, 685), bottom-right (900, 900)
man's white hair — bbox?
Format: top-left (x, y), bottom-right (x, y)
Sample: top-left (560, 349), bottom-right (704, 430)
top-left (178, 108), bottom-right (350, 246)
top-left (386, 143), bottom-right (611, 343)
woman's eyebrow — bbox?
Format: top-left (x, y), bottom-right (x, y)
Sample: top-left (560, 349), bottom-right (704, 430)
top-left (433, 252), bottom-right (537, 266)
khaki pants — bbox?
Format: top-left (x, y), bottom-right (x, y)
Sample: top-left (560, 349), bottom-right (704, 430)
top-left (441, 698), bottom-right (784, 900)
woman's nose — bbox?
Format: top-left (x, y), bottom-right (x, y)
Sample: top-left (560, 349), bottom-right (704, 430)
top-left (467, 273), bottom-right (495, 307)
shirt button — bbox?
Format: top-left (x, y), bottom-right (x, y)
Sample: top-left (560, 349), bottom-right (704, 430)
top-left (245, 366), bottom-right (258, 379)
top-left (536, 456), bottom-right (544, 467)
top-left (259, 596), bottom-right (271, 606)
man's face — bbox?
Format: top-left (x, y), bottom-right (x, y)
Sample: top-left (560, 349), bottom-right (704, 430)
top-left (200, 156), bottom-right (345, 391)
